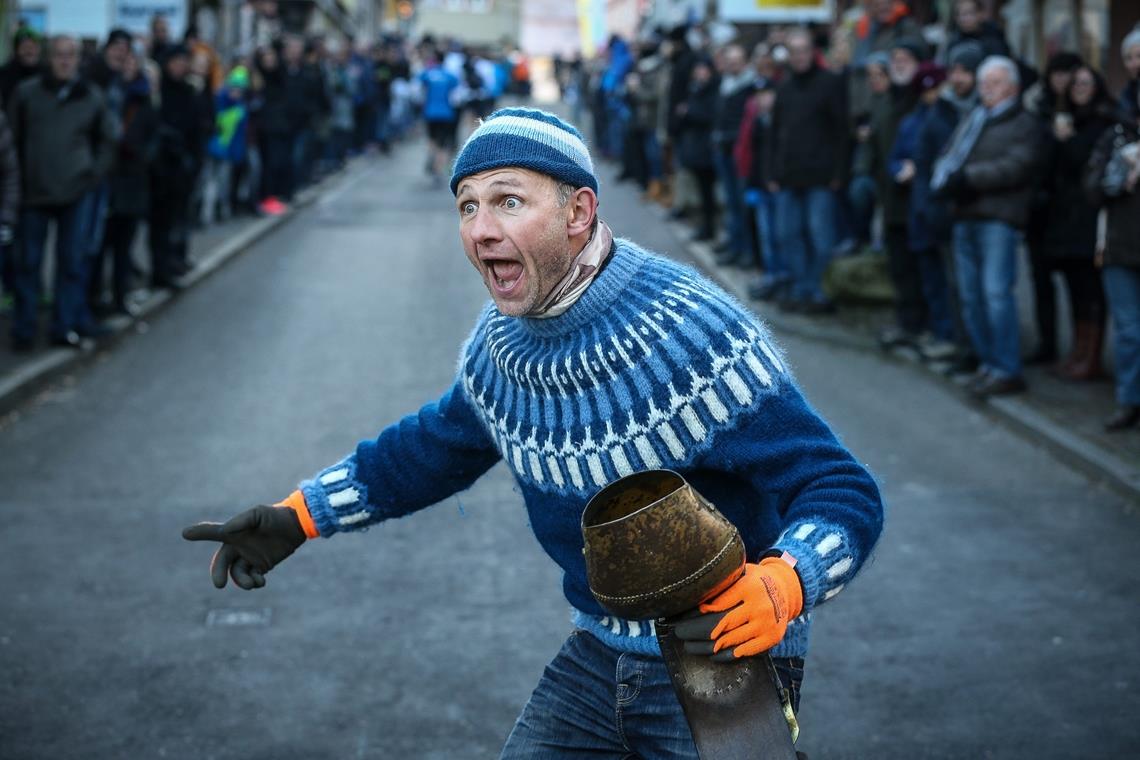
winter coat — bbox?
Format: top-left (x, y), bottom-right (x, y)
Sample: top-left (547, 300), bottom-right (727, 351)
top-left (0, 59), bottom-right (39, 108)
top-left (109, 85), bottom-right (159, 218)
top-left (207, 89), bottom-right (249, 163)
top-left (1041, 103), bottom-right (1114, 260)
top-left (768, 65), bottom-right (849, 189)
top-left (154, 77), bottom-right (204, 182)
top-left (7, 74), bottom-right (117, 207)
top-left (254, 66), bottom-right (293, 137)
top-left (665, 44), bottom-right (696, 136)
top-left (913, 93), bottom-right (971, 245)
top-left (0, 111), bottom-right (19, 225)
top-left (868, 84), bottom-right (919, 227)
top-left (744, 107), bottom-right (773, 190)
top-left (953, 102), bottom-right (1041, 229)
top-left (888, 100), bottom-right (932, 250)
top-left (713, 72), bottom-right (755, 150)
top-left (677, 78), bottom-right (718, 171)
top-left (1118, 79), bottom-right (1139, 123)
top-left (1084, 120), bottom-right (1140, 269)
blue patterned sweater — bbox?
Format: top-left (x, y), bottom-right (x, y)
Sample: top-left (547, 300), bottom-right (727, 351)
top-left (297, 239), bottom-right (884, 659)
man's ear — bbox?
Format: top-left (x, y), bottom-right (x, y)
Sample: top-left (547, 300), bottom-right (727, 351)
top-left (566, 187), bottom-right (598, 238)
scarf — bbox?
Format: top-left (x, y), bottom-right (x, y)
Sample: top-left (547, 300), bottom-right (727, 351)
top-left (530, 219), bottom-right (614, 319)
top-left (931, 98), bottom-right (1015, 191)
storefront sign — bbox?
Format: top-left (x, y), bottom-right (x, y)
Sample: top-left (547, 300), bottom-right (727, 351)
top-left (717, 0), bottom-right (832, 23)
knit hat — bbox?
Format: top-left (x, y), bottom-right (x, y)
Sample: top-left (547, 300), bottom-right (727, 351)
top-left (891, 35), bottom-right (928, 62)
top-left (450, 107), bottom-right (598, 196)
top-left (947, 40), bottom-right (985, 73)
top-left (226, 65), bottom-right (250, 90)
top-left (864, 50), bottom-right (891, 71)
top-left (915, 62), bottom-right (946, 93)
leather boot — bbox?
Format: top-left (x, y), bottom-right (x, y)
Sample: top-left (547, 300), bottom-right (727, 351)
top-left (642, 179), bottom-right (663, 203)
top-left (1060, 320), bottom-right (1104, 381)
top-left (657, 179), bottom-right (673, 208)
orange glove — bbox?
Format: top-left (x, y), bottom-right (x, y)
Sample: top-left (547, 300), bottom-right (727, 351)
top-left (674, 554), bottom-right (803, 661)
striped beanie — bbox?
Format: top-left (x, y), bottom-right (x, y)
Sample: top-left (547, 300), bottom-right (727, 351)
top-left (450, 108), bottom-right (598, 196)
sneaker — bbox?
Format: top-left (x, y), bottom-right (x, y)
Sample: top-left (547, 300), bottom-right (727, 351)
top-left (258, 197), bottom-right (288, 216)
top-left (915, 333), bottom-right (959, 362)
top-left (970, 374), bottom-right (1027, 398)
top-left (878, 326), bottom-right (917, 351)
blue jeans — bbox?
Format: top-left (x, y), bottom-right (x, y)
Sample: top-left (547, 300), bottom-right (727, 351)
top-left (916, 246), bottom-right (955, 341)
top-left (777, 187), bottom-right (837, 303)
top-left (846, 174), bottom-right (877, 245)
top-left (12, 194), bottom-right (97, 341)
top-left (499, 629), bottom-right (804, 758)
top-left (1103, 265), bottom-right (1140, 406)
top-left (752, 189), bottom-right (788, 288)
top-left (643, 132), bottom-right (663, 181)
top-left (713, 148), bottom-right (751, 259)
top-left (952, 220), bottom-right (1022, 378)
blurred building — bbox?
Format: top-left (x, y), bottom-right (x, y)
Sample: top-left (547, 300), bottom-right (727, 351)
top-left (412, 0), bottom-right (521, 50)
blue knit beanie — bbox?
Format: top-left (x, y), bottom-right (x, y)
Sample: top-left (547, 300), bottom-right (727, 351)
top-left (450, 108), bottom-right (598, 196)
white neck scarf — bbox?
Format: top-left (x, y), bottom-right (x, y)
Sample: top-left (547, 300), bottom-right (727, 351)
top-left (530, 220), bottom-right (614, 319)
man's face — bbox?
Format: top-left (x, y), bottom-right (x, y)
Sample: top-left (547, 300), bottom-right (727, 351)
top-left (787, 34), bottom-right (813, 74)
top-left (889, 49), bottom-right (919, 86)
top-left (49, 38), bottom-right (79, 81)
top-left (16, 38), bottom-right (41, 67)
top-left (723, 46), bottom-right (745, 75)
top-left (872, 0), bottom-right (894, 24)
top-left (948, 63), bottom-right (975, 97)
top-left (165, 54), bottom-right (189, 81)
top-left (979, 65), bottom-right (1015, 108)
top-left (955, 1), bottom-right (980, 34)
top-left (456, 168), bottom-right (581, 317)
top-left (1126, 44), bottom-right (1140, 80)
top-left (867, 63), bottom-right (890, 94)
top-left (105, 38), bottom-right (129, 70)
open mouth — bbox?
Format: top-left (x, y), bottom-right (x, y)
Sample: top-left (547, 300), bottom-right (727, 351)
top-left (487, 259), bottom-right (524, 296)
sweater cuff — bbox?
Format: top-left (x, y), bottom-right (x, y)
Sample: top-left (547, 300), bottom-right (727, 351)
top-left (298, 456), bottom-right (373, 537)
top-left (772, 522), bottom-right (858, 613)
top-left (275, 490), bottom-right (319, 539)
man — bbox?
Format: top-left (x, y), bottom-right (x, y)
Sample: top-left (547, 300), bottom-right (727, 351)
top-left (148, 13), bottom-right (174, 64)
top-left (767, 29), bottom-right (849, 313)
top-left (0, 27), bottom-right (42, 107)
top-left (418, 49), bottom-right (460, 188)
top-left (850, 0), bottom-right (921, 118)
top-left (711, 44), bottom-right (755, 266)
top-left (940, 0), bottom-right (1011, 64)
top-left (183, 108), bottom-right (884, 757)
top-left (282, 35), bottom-right (327, 193)
top-left (7, 35), bottom-right (116, 351)
top-left (912, 41), bottom-right (984, 371)
top-left (933, 56), bottom-right (1039, 396)
top-left (149, 45), bottom-right (203, 288)
top-left (868, 37), bottom-right (925, 350)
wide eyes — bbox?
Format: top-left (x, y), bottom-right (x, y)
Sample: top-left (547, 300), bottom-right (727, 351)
top-left (459, 196), bottom-right (522, 216)
top-left (461, 201), bottom-right (477, 216)
top-left (503, 196), bottom-right (521, 210)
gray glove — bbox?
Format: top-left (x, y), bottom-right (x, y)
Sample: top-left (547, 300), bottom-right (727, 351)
top-left (182, 505), bottom-right (306, 590)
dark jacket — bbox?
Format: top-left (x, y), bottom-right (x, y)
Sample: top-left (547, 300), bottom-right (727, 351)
top-left (1041, 102), bottom-right (1114, 259)
top-left (745, 110), bottom-right (773, 190)
top-left (868, 84), bottom-right (918, 226)
top-left (1084, 120), bottom-right (1140, 269)
top-left (254, 65), bottom-right (294, 137)
top-left (665, 43), bottom-right (696, 136)
top-left (7, 74), bottom-right (116, 207)
top-left (913, 93), bottom-right (971, 245)
top-left (712, 73), bottom-right (755, 149)
top-left (0, 110), bottom-right (19, 225)
top-left (768, 65), bottom-right (848, 189)
top-left (109, 81), bottom-right (159, 218)
top-left (888, 100), bottom-right (932, 250)
top-left (0, 58), bottom-right (40, 108)
top-left (154, 76), bottom-right (204, 182)
top-left (953, 102), bottom-right (1041, 228)
top-left (942, 22), bottom-right (1011, 63)
top-left (677, 77), bottom-right (718, 171)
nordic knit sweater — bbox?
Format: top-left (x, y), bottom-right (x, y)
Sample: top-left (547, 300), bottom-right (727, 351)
top-left (296, 239), bottom-right (884, 659)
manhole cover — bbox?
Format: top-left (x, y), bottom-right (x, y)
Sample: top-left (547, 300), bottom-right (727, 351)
top-left (206, 608), bottom-right (272, 627)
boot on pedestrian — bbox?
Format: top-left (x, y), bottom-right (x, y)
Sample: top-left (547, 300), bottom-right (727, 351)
top-left (1058, 320), bottom-right (1104, 381)
top-left (1104, 405), bottom-right (1140, 431)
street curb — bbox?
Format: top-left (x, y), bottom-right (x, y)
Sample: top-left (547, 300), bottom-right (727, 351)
top-left (0, 165), bottom-right (350, 416)
top-left (659, 212), bottom-right (1140, 504)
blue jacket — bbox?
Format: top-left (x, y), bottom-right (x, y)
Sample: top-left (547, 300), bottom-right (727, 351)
top-left (206, 90), bottom-right (248, 163)
top-left (889, 101), bottom-right (931, 251)
top-left (911, 95), bottom-right (968, 247)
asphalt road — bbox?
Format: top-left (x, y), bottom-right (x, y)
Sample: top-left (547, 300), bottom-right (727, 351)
top-left (0, 140), bottom-right (1137, 760)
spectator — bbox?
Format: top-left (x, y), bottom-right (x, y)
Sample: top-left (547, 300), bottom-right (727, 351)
top-left (0, 27), bottom-right (43, 107)
top-left (888, 63), bottom-right (958, 361)
top-left (100, 50), bottom-right (158, 316)
top-left (676, 58), bottom-right (719, 242)
top-left (711, 44), bottom-right (755, 266)
top-left (932, 56), bottom-right (1040, 396)
top-left (148, 13), bottom-right (174, 64)
top-left (1085, 78), bottom-right (1140, 431)
top-left (1040, 65), bottom-right (1115, 381)
top-left (940, 0), bottom-right (1011, 63)
top-left (1023, 52), bottom-right (1083, 365)
top-left (7, 35), bottom-right (116, 350)
top-left (870, 37), bottom-right (925, 349)
top-left (253, 45), bottom-right (293, 214)
top-left (741, 80), bottom-right (787, 301)
top-left (419, 49), bottom-right (460, 189)
top-left (1118, 28), bottom-right (1140, 122)
top-left (84, 29), bottom-right (133, 316)
top-left (202, 66), bottom-right (250, 225)
top-left (847, 52), bottom-right (892, 251)
top-left (912, 41), bottom-right (984, 370)
top-left (325, 40), bottom-right (355, 169)
top-left (149, 45), bottom-right (204, 288)
top-left (850, 0), bottom-right (921, 118)
top-left (282, 36), bottom-right (327, 193)
top-left (628, 43), bottom-right (666, 202)
top-left (767, 28), bottom-right (849, 314)
top-left (0, 111), bottom-right (17, 303)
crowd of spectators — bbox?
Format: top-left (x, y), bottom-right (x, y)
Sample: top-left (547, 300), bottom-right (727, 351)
top-left (0, 19), bottom-right (523, 357)
top-left (565, 0), bottom-right (1140, 432)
